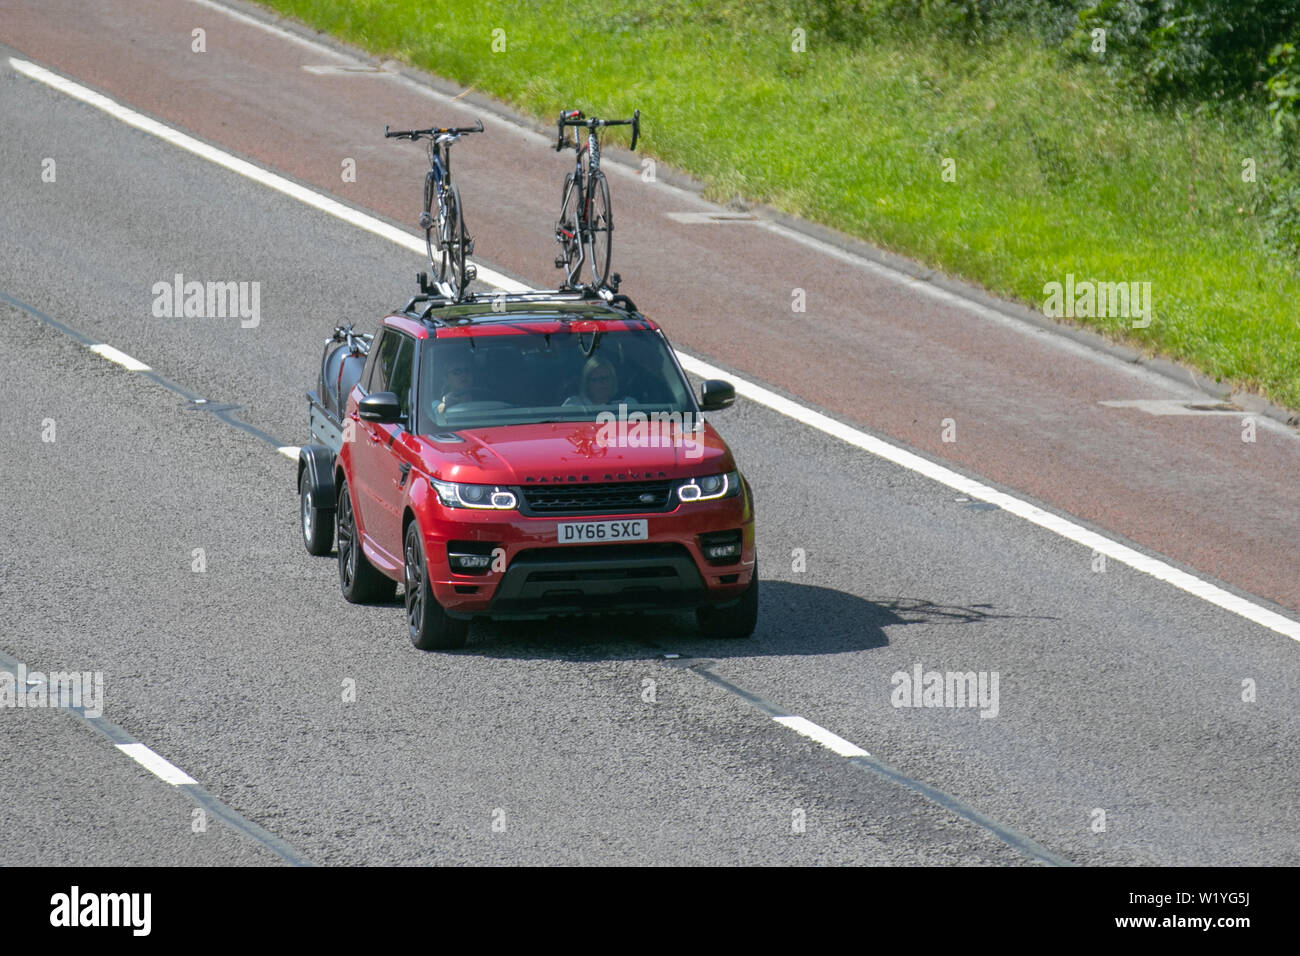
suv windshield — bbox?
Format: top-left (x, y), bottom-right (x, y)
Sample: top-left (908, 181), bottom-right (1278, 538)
top-left (420, 325), bottom-right (696, 430)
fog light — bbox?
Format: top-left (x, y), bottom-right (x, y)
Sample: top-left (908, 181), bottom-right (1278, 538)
top-left (447, 541), bottom-right (498, 574)
top-left (699, 529), bottom-right (743, 565)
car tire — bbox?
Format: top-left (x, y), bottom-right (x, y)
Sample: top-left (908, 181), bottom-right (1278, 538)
top-left (337, 477), bottom-right (396, 604)
top-left (299, 470), bottom-right (334, 556)
top-left (404, 521), bottom-right (469, 650)
top-left (696, 563), bottom-right (759, 639)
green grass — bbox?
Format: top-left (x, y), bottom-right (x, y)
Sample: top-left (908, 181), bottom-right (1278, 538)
top-left (258, 0), bottom-right (1300, 410)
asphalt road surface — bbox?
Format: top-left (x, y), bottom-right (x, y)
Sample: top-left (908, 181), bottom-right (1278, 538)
top-left (1, 0), bottom-right (1297, 866)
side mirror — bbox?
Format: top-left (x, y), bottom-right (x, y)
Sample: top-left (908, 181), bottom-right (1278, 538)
top-left (699, 379), bottom-right (735, 412)
top-left (359, 391), bottom-right (403, 424)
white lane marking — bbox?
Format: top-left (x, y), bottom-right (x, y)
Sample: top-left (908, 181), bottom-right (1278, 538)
top-left (8, 58), bottom-right (530, 296)
top-left (89, 343), bottom-right (151, 371)
top-left (17, 58), bottom-right (1300, 646)
top-left (774, 716), bottom-right (871, 758)
top-left (187, 0), bottom-right (352, 59)
top-left (277, 445), bottom-right (300, 460)
top-left (679, 351), bottom-right (1300, 643)
top-left (116, 743), bottom-right (199, 786)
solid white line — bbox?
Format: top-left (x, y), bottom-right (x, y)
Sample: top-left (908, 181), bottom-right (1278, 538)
top-left (9, 58), bottom-right (530, 296)
top-left (116, 742), bottom-right (199, 786)
top-left (277, 445), bottom-right (300, 460)
top-left (89, 343), bottom-right (151, 371)
top-left (679, 352), bottom-right (1300, 643)
top-left (16, 57), bottom-right (1300, 645)
top-left (774, 716), bottom-right (871, 758)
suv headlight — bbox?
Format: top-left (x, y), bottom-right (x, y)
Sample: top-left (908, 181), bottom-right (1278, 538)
top-left (430, 477), bottom-right (518, 510)
top-left (677, 470), bottom-right (741, 502)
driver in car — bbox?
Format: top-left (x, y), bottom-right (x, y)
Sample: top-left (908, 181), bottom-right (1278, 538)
top-left (435, 361), bottom-right (477, 414)
top-left (563, 356), bottom-right (636, 408)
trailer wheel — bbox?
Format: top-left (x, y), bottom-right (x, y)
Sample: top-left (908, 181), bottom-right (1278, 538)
top-left (299, 469), bottom-right (335, 556)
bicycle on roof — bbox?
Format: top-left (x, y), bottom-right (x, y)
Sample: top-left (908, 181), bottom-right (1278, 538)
top-left (554, 108), bottom-right (640, 292)
top-left (385, 118), bottom-right (484, 300)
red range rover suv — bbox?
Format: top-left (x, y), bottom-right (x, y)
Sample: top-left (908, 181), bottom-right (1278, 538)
top-left (301, 289), bottom-right (756, 650)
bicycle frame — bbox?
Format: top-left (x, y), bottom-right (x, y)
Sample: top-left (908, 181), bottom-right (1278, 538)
top-left (580, 130), bottom-right (602, 235)
top-left (423, 138), bottom-right (452, 223)
top-left (560, 139), bottom-right (593, 279)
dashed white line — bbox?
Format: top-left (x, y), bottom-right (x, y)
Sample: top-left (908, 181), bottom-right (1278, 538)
top-left (14, 56), bottom-right (1300, 646)
top-left (115, 743), bottom-right (198, 786)
top-left (89, 343), bottom-right (151, 371)
top-left (773, 716), bottom-right (871, 758)
top-left (277, 445), bottom-right (301, 460)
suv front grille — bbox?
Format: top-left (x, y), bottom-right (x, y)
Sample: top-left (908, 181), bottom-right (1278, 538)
top-left (518, 480), bottom-right (677, 516)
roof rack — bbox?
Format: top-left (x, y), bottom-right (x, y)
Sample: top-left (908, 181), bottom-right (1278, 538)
top-left (400, 274), bottom-right (638, 323)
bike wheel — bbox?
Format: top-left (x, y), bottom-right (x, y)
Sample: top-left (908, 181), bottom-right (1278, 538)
top-left (440, 184), bottom-right (468, 298)
top-left (555, 172), bottom-right (583, 288)
top-left (587, 170), bottom-right (612, 289)
top-left (423, 172), bottom-right (440, 279)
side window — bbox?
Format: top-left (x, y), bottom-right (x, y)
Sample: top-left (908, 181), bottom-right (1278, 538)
top-left (388, 335), bottom-right (415, 422)
top-left (367, 329), bottom-right (402, 394)
top-left (360, 332), bottom-right (380, 392)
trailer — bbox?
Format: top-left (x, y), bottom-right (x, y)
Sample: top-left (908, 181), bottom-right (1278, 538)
top-left (296, 324), bottom-right (372, 556)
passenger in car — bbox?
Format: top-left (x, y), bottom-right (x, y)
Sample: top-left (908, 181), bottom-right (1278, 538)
top-left (562, 356), bottom-right (636, 407)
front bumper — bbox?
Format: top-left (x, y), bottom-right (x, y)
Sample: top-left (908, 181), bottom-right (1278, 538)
top-left (419, 483), bottom-right (755, 619)
top-left (487, 542), bottom-right (708, 618)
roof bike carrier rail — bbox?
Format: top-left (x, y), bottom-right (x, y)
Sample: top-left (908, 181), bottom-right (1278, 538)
top-left (399, 279), bottom-right (639, 322)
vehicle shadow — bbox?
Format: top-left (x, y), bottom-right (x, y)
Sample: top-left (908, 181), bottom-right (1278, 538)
top-left (462, 580), bottom-right (1054, 661)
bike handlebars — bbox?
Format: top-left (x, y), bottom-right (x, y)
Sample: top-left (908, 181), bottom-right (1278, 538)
top-left (384, 118), bottom-right (484, 140)
top-left (331, 323), bottom-right (373, 355)
top-left (555, 108), bottom-right (640, 152)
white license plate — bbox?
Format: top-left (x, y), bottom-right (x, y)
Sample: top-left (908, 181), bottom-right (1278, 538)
top-left (557, 519), bottom-right (649, 543)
